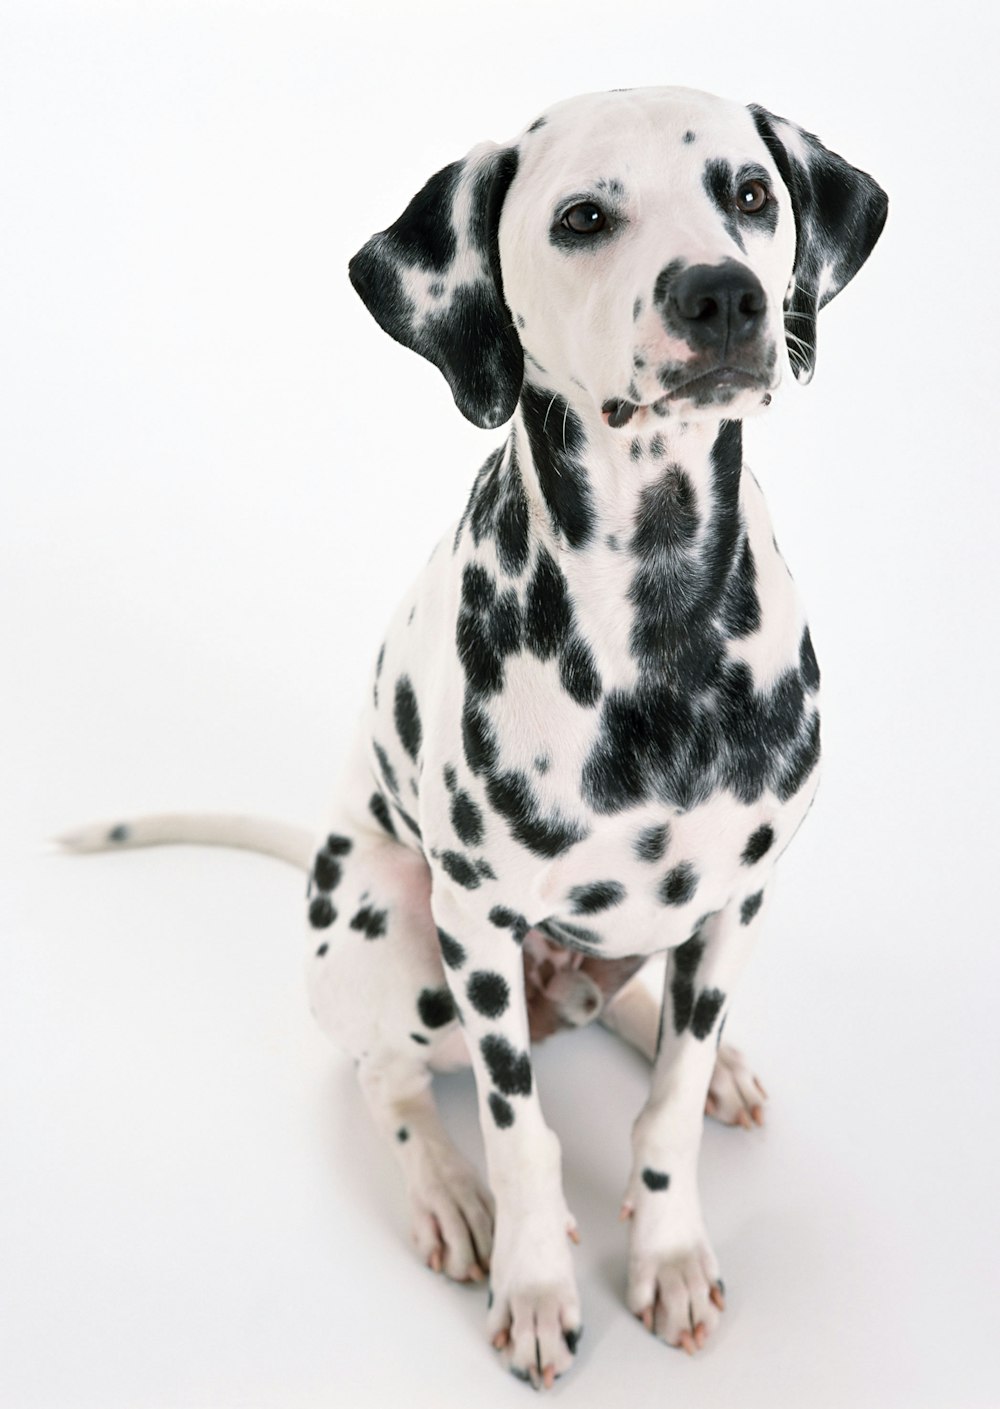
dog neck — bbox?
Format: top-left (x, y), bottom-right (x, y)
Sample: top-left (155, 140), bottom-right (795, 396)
top-left (452, 379), bottom-right (751, 688)
top-left (510, 380), bottom-right (743, 556)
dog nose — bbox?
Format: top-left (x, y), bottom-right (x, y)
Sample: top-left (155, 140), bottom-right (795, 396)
top-left (664, 262), bottom-right (767, 352)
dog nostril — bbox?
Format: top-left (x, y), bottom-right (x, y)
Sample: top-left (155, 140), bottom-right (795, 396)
top-left (739, 291), bottom-right (765, 317)
top-left (692, 296), bottom-right (719, 321)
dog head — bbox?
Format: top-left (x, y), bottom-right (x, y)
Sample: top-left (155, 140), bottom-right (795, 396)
top-left (349, 88), bottom-right (887, 430)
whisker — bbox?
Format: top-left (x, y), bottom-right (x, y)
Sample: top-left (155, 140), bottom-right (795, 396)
top-left (542, 392), bottom-right (559, 434)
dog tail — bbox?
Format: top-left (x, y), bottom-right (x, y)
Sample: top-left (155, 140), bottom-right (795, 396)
top-left (54, 813), bottom-right (314, 871)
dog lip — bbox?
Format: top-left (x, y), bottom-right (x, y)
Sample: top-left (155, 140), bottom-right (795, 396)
top-left (659, 365), bottom-right (769, 399)
top-left (603, 368), bottom-right (770, 427)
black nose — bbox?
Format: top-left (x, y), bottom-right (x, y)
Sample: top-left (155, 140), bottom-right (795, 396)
top-left (664, 262), bottom-right (767, 353)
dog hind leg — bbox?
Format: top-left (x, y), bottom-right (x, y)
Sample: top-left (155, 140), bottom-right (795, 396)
top-left (306, 814), bottom-right (492, 1282)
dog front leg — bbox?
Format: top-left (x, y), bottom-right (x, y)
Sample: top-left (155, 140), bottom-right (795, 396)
top-left (623, 892), bottom-right (767, 1352)
top-left (432, 885), bottom-right (582, 1389)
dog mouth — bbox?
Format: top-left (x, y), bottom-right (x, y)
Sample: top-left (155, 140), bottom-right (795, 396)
top-left (602, 366), bottom-right (772, 428)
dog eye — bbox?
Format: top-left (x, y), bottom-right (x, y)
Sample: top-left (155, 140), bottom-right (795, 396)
top-left (736, 180), bottom-right (769, 214)
top-left (562, 202), bottom-right (608, 234)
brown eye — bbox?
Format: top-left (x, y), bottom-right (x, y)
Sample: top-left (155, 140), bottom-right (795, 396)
top-left (562, 202), bottom-right (608, 233)
top-left (736, 180), bottom-right (769, 214)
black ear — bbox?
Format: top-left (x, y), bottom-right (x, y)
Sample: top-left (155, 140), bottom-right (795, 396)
top-left (748, 105), bottom-right (888, 383)
top-left (349, 142), bottom-right (523, 429)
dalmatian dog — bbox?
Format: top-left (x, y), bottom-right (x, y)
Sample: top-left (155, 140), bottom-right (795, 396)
top-left (61, 87), bottom-right (886, 1389)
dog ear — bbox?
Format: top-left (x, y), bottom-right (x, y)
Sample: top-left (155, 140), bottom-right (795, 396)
top-left (349, 143), bottom-right (523, 429)
top-left (748, 105), bottom-right (888, 384)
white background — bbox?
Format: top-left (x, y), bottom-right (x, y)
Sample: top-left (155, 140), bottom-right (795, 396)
top-left (3, 1), bottom-right (999, 1405)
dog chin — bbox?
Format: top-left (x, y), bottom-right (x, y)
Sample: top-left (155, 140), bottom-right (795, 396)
top-left (665, 380), bottom-right (777, 420)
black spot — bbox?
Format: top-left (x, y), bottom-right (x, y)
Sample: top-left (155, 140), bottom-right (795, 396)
top-left (469, 470), bottom-right (523, 581)
top-left (776, 711), bottom-right (821, 801)
top-left (467, 970), bottom-right (510, 1019)
top-left (369, 791), bottom-right (397, 839)
top-left (683, 130), bottom-right (696, 143)
top-left (393, 802), bottom-right (422, 841)
top-left (462, 699), bottom-right (498, 776)
top-left (652, 258), bottom-right (686, 309)
top-left (480, 1034), bottom-right (532, 1096)
top-left (741, 890), bottom-right (764, 925)
top-left (800, 626), bottom-right (821, 690)
top-left (315, 943), bottom-right (329, 957)
top-left (439, 850), bottom-right (485, 889)
top-left (691, 987), bottom-right (725, 1039)
top-left (563, 1327), bottom-right (582, 1354)
top-left (527, 115), bottom-right (547, 132)
top-left (660, 863), bottom-right (698, 906)
top-left (467, 444), bottom-right (531, 577)
top-left (450, 789), bottom-right (485, 846)
top-left (485, 768), bottom-right (585, 858)
top-left (418, 986), bottom-right (457, 1029)
top-left (742, 824), bottom-right (774, 865)
top-left (641, 1168), bottom-right (670, 1191)
top-left (489, 1092), bottom-right (515, 1127)
top-left (108, 823), bottom-right (130, 843)
top-left (373, 742), bottom-right (398, 797)
top-left (702, 158), bottom-right (746, 252)
top-left (475, 857), bottom-right (496, 880)
top-left (350, 905), bottom-right (389, 939)
top-left (313, 852), bottom-right (343, 892)
top-left (719, 536), bottom-right (761, 638)
top-left (396, 1127), bottom-right (409, 1142)
top-left (672, 932), bottom-right (705, 979)
top-left (489, 906), bottom-right (529, 943)
top-left (394, 676), bottom-right (422, 762)
top-left (633, 296), bottom-right (643, 320)
top-left (568, 881), bottom-right (625, 914)
top-left (519, 382), bottom-right (594, 548)
top-left (437, 927), bottom-right (467, 970)
top-left (325, 834), bottom-right (353, 857)
top-left (443, 764), bottom-right (457, 792)
top-left (457, 563), bottom-right (522, 698)
top-left (559, 634), bottom-right (602, 707)
top-left (635, 823), bottom-right (670, 862)
top-left (410, 1032), bottom-right (430, 1046)
top-left (671, 974), bottom-right (694, 1034)
top-left (534, 755), bottom-right (550, 774)
top-left (309, 896), bottom-right (336, 929)
top-left (524, 548), bottom-right (571, 659)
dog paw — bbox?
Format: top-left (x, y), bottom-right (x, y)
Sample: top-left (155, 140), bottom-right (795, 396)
top-left (407, 1144), bottom-right (494, 1283)
top-left (489, 1285), bottom-right (583, 1389)
top-left (627, 1232), bottom-right (725, 1353)
top-left (487, 1209), bottom-right (582, 1388)
top-left (705, 1042), bottom-right (767, 1128)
